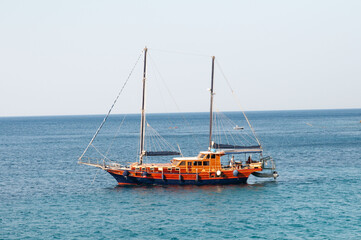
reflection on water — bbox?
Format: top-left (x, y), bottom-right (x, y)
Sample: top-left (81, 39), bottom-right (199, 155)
top-left (109, 180), bottom-right (277, 194)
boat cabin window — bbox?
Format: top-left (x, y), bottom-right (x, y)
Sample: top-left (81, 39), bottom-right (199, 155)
top-left (193, 161), bottom-right (203, 166)
top-left (199, 154), bottom-right (206, 158)
top-left (203, 161), bottom-right (209, 166)
top-left (179, 161), bottom-right (185, 166)
top-left (205, 154), bottom-right (216, 159)
top-left (167, 167), bottom-right (172, 171)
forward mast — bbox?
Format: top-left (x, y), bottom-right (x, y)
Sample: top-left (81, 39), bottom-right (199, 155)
top-left (139, 47), bottom-right (148, 165)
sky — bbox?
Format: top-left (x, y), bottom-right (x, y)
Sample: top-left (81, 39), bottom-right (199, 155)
top-left (0, 0), bottom-right (360, 117)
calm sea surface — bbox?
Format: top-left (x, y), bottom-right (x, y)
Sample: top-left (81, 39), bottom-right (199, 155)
top-left (1, 109), bottom-right (361, 239)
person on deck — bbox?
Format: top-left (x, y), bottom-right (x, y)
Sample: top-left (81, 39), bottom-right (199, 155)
top-left (247, 155), bottom-right (252, 164)
top-left (230, 156), bottom-right (235, 167)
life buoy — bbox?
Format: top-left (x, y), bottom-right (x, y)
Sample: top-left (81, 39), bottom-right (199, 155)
top-left (216, 170), bottom-right (222, 177)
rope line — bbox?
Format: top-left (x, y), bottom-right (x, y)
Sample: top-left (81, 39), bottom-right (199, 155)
top-left (91, 144), bottom-right (113, 162)
top-left (91, 169), bottom-right (100, 185)
top-left (217, 111), bottom-right (257, 145)
top-left (148, 53), bottom-right (202, 149)
top-left (215, 59), bottom-right (262, 147)
top-left (145, 121), bottom-right (179, 153)
top-left (103, 114), bottom-right (128, 161)
top-left (79, 50), bottom-right (144, 161)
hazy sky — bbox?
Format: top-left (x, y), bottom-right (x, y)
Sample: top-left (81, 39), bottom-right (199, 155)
top-left (1, 0), bottom-right (360, 117)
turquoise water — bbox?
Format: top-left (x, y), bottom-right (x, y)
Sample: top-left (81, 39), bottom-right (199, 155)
top-left (1, 109), bottom-right (361, 239)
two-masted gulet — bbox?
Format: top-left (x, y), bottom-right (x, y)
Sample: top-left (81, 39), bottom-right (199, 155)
top-left (79, 48), bottom-right (278, 185)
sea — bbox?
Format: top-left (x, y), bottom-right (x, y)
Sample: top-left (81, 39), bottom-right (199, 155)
top-left (0, 109), bottom-right (360, 239)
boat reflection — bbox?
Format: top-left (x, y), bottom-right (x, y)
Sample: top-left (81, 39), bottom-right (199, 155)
top-left (111, 179), bottom-right (277, 194)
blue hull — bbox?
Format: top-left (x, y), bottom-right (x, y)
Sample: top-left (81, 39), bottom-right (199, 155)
top-left (108, 172), bottom-right (248, 185)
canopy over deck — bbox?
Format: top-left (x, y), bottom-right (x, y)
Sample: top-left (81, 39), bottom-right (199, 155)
top-left (223, 148), bottom-right (263, 154)
top-left (144, 151), bottom-right (181, 156)
top-left (213, 143), bottom-right (261, 149)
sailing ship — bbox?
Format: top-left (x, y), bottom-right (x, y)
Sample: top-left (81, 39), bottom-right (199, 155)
top-left (79, 47), bottom-right (278, 185)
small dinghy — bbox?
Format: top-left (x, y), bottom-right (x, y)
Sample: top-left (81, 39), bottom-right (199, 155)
top-left (252, 171), bottom-right (278, 179)
top-left (251, 156), bottom-right (278, 179)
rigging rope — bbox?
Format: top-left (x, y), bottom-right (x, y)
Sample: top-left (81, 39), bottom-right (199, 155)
top-left (215, 110), bottom-right (230, 145)
top-left (215, 110), bottom-right (257, 145)
top-left (215, 59), bottom-right (262, 147)
top-left (91, 144), bottom-right (113, 162)
top-left (148, 53), bottom-right (202, 149)
top-left (103, 114), bottom-right (128, 161)
top-left (145, 121), bottom-right (179, 153)
top-left (79, 51), bottom-right (144, 161)
top-left (91, 169), bottom-right (100, 185)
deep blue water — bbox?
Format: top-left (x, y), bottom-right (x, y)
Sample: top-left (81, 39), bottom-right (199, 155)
top-left (1, 109), bottom-right (361, 239)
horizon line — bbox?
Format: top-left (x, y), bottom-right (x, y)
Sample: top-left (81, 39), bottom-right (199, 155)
top-left (1, 107), bottom-right (360, 118)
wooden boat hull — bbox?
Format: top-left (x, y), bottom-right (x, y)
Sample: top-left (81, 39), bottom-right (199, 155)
top-left (107, 169), bottom-right (259, 185)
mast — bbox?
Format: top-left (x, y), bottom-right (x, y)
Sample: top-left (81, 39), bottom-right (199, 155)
top-left (209, 56), bottom-right (215, 150)
top-left (139, 47), bottom-right (148, 164)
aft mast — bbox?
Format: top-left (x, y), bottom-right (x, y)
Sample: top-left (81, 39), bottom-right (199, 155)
top-left (209, 56), bottom-right (215, 150)
top-left (139, 47), bottom-right (148, 164)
